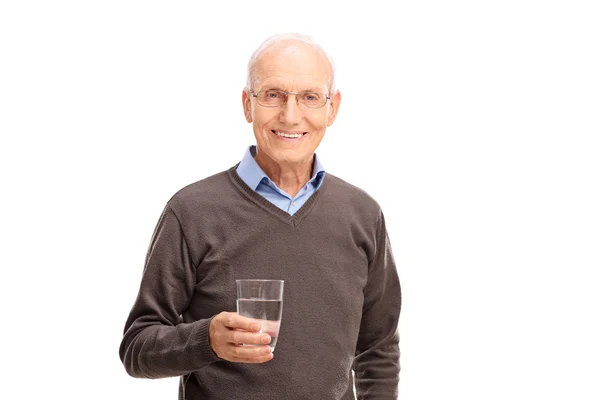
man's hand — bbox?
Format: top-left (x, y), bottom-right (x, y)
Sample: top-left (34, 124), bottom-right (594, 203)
top-left (209, 312), bottom-right (274, 363)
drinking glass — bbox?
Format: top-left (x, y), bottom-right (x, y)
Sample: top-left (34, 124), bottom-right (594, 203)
top-left (236, 279), bottom-right (284, 350)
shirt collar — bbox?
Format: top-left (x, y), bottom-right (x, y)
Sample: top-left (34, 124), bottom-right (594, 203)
top-left (236, 145), bottom-right (326, 190)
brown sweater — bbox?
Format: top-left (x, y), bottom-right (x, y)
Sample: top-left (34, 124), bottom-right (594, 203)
top-left (119, 166), bottom-right (401, 399)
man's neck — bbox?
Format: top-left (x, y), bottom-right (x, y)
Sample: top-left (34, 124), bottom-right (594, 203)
top-left (254, 151), bottom-right (313, 198)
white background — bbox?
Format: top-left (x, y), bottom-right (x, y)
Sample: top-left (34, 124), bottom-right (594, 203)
top-left (1, 1), bottom-right (599, 399)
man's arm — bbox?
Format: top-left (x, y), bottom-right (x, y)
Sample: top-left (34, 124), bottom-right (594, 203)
top-left (353, 211), bottom-right (402, 399)
top-left (119, 204), bottom-right (220, 378)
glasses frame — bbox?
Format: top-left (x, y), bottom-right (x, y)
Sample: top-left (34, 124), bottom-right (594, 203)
top-left (249, 88), bottom-right (331, 109)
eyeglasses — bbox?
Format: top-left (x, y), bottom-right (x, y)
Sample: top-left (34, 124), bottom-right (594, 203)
top-left (249, 89), bottom-right (330, 109)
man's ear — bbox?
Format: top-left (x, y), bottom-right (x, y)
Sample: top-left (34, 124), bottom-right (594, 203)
top-left (242, 89), bottom-right (253, 123)
top-left (327, 90), bottom-right (342, 127)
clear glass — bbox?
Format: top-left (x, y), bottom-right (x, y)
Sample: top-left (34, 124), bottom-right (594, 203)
top-left (236, 279), bottom-right (284, 351)
top-left (250, 89), bottom-right (330, 109)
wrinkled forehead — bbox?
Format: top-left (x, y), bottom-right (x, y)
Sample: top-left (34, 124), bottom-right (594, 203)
top-left (253, 44), bottom-right (332, 92)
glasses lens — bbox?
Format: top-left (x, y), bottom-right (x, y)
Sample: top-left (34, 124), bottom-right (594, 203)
top-left (255, 90), bottom-right (328, 108)
top-left (257, 90), bottom-right (285, 106)
top-left (298, 92), bottom-right (327, 108)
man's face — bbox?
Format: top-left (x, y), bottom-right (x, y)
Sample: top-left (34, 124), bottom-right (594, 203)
top-left (242, 42), bottom-right (341, 166)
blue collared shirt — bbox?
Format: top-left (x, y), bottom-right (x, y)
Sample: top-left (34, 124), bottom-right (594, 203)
top-left (236, 145), bottom-right (326, 216)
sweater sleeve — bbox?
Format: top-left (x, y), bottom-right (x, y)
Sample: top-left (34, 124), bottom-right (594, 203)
top-left (119, 204), bottom-right (220, 379)
top-left (353, 211), bottom-right (402, 399)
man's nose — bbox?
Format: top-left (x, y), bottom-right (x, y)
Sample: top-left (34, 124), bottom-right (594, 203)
top-left (279, 94), bottom-right (302, 125)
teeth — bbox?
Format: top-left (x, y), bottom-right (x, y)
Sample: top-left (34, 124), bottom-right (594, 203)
top-left (276, 131), bottom-right (302, 138)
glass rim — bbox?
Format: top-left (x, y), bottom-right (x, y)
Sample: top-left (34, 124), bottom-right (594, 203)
top-left (236, 279), bottom-right (284, 283)
top-left (249, 88), bottom-right (330, 109)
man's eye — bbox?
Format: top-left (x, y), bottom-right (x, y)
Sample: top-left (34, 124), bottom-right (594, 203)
top-left (302, 93), bottom-right (320, 102)
top-left (265, 91), bottom-right (283, 99)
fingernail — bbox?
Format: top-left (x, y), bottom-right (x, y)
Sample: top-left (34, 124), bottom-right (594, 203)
top-left (251, 324), bottom-right (260, 331)
top-left (262, 335), bottom-right (271, 344)
top-left (264, 346), bottom-right (272, 354)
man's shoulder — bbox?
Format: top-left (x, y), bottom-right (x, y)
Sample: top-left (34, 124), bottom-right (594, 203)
top-left (166, 166), bottom-right (236, 211)
top-left (323, 173), bottom-right (383, 216)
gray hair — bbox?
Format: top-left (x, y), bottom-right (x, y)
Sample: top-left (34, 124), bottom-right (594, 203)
top-left (246, 33), bottom-right (336, 93)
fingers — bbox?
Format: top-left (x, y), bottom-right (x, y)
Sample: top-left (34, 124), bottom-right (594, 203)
top-left (228, 343), bottom-right (273, 360)
top-left (229, 330), bottom-right (272, 346)
top-left (209, 312), bottom-right (275, 364)
top-left (220, 312), bottom-right (262, 332)
top-left (235, 352), bottom-right (274, 364)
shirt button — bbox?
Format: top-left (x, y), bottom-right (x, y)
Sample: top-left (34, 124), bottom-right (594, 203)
top-left (292, 201), bottom-right (297, 206)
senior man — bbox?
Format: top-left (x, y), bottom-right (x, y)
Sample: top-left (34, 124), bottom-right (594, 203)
top-left (119, 33), bottom-right (401, 399)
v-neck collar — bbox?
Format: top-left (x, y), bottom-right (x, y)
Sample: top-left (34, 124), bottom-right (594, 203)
top-left (236, 145), bottom-right (326, 194)
top-left (227, 165), bottom-right (324, 228)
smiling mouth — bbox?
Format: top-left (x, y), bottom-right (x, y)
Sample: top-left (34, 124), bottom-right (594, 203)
top-left (271, 130), bottom-right (307, 139)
